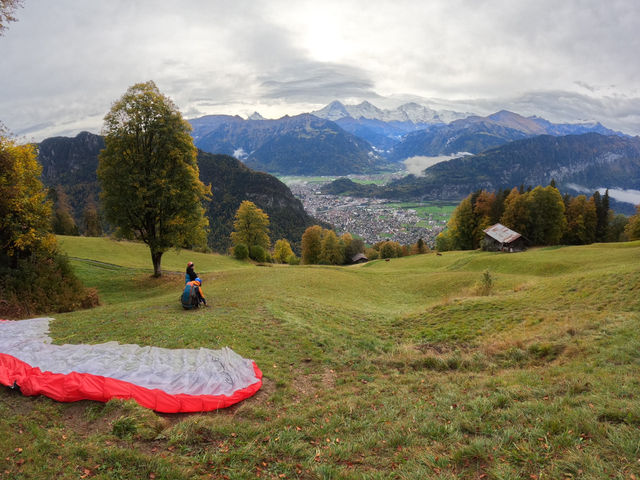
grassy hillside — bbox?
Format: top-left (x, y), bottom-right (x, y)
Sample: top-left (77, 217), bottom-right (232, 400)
top-left (1, 237), bottom-right (639, 479)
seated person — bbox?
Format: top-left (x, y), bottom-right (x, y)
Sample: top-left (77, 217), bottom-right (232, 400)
top-left (185, 261), bottom-right (198, 284)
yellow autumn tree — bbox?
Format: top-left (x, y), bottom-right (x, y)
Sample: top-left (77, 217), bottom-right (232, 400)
top-left (230, 200), bottom-right (271, 251)
top-left (0, 128), bottom-right (96, 316)
top-left (273, 238), bottom-right (295, 263)
top-left (301, 225), bottom-right (323, 264)
top-left (319, 229), bottom-right (343, 265)
top-left (0, 132), bottom-right (56, 266)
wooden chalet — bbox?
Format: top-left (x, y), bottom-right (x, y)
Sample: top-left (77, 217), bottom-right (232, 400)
top-left (351, 253), bottom-right (369, 264)
top-left (482, 223), bottom-right (527, 252)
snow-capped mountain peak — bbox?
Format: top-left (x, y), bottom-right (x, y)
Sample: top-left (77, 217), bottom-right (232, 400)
top-left (312, 100), bottom-right (468, 125)
top-left (346, 101), bottom-right (385, 120)
top-left (313, 100), bottom-right (351, 121)
top-left (247, 111), bottom-right (265, 121)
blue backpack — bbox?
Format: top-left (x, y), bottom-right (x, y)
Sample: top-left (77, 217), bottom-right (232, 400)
top-left (181, 283), bottom-right (199, 309)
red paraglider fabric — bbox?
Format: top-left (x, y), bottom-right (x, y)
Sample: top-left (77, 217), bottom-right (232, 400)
top-left (0, 319), bottom-right (262, 413)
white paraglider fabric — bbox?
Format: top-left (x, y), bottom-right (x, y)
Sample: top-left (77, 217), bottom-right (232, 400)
top-left (0, 318), bottom-right (262, 412)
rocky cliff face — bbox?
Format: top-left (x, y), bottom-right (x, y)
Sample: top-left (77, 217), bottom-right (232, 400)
top-left (39, 131), bottom-right (104, 185)
top-left (38, 132), bottom-right (104, 226)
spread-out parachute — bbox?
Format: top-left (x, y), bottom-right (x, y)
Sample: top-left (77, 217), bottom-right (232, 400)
top-left (0, 318), bottom-right (262, 413)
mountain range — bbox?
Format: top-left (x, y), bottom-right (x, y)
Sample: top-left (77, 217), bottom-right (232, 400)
top-left (37, 132), bottom-right (322, 252)
top-left (388, 110), bottom-right (621, 159)
top-left (190, 101), bottom-right (624, 175)
top-left (322, 133), bottom-right (640, 212)
top-left (310, 100), bottom-right (469, 124)
top-left (190, 113), bottom-right (383, 175)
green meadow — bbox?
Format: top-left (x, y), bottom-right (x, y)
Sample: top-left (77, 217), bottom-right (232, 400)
top-left (386, 201), bottom-right (458, 216)
top-left (1, 236), bottom-right (640, 479)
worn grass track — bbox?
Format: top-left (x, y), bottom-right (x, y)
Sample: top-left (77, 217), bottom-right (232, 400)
top-left (1, 237), bottom-right (639, 479)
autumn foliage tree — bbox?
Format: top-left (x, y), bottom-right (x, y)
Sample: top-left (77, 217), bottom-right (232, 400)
top-left (301, 225), bottom-right (323, 264)
top-left (435, 183), bottom-right (617, 251)
top-left (0, 133), bottom-right (55, 266)
top-left (49, 187), bottom-right (79, 236)
top-left (273, 238), bottom-right (295, 264)
top-left (501, 188), bottom-right (531, 238)
top-left (624, 205), bottom-right (640, 241)
top-left (411, 238), bottom-right (429, 254)
top-left (563, 195), bottom-right (597, 245)
top-left (436, 196), bottom-right (477, 251)
top-left (0, 129), bottom-right (96, 317)
top-left (319, 229), bottom-right (343, 265)
top-left (98, 81), bottom-right (210, 277)
top-left (230, 200), bottom-right (271, 259)
top-left (83, 202), bottom-right (102, 237)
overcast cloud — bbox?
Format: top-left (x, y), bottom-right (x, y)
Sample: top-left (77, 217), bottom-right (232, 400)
top-left (1, 0), bottom-right (639, 141)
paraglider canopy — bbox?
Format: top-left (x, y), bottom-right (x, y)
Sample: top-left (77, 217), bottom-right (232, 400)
top-left (0, 318), bottom-right (262, 413)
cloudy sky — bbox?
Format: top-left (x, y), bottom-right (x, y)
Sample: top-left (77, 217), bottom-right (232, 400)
top-left (1, 0), bottom-right (640, 141)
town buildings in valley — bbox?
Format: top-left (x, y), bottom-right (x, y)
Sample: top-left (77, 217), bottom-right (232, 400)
top-left (287, 179), bottom-right (450, 246)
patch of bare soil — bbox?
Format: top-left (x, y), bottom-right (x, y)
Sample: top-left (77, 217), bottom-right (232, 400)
top-left (291, 367), bottom-right (336, 402)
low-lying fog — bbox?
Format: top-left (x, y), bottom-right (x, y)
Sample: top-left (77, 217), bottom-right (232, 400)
top-left (567, 184), bottom-right (640, 206)
top-left (402, 153), bottom-right (471, 176)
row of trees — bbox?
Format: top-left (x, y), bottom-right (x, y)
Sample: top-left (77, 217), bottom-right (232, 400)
top-left (436, 183), bottom-right (637, 251)
top-left (300, 226), bottom-right (430, 265)
top-left (228, 200), bottom-right (304, 264)
top-left (228, 201), bottom-right (432, 266)
top-left (47, 187), bottom-right (102, 237)
top-left (300, 227), bottom-right (365, 265)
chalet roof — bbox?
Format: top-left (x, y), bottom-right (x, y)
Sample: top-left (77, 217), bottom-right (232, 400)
top-left (351, 253), bottom-right (368, 263)
top-left (483, 223), bottom-right (522, 244)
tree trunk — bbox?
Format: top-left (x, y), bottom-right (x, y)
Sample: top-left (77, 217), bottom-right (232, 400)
top-left (151, 250), bottom-right (163, 277)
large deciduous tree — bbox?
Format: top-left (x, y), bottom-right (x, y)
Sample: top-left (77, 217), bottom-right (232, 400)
top-left (230, 200), bottom-right (271, 253)
top-left (319, 229), bottom-right (343, 265)
top-left (443, 195), bottom-right (476, 250)
top-left (98, 81), bottom-right (210, 277)
top-left (501, 187), bottom-right (531, 239)
top-left (0, 129), bottom-right (97, 316)
top-left (527, 186), bottom-right (566, 245)
top-left (563, 195), bottom-right (597, 245)
top-left (301, 225), bottom-right (323, 264)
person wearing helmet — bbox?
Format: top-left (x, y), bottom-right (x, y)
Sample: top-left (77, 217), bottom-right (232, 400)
top-left (185, 261), bottom-right (198, 284)
top-left (181, 277), bottom-right (207, 309)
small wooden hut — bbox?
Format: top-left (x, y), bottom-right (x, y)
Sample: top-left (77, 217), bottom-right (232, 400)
top-left (351, 253), bottom-right (369, 264)
top-left (482, 223), bottom-right (527, 252)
